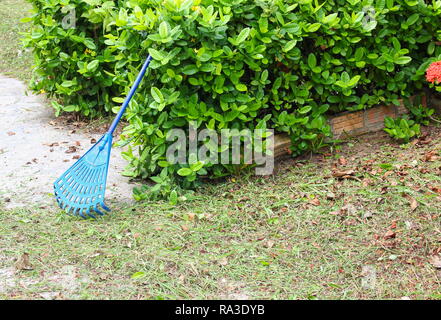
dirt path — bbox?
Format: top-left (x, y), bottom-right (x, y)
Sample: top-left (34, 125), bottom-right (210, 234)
top-left (0, 75), bottom-right (137, 209)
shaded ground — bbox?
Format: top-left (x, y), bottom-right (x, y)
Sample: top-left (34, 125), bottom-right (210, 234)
top-left (0, 0), bottom-right (32, 80)
top-left (0, 128), bottom-right (440, 299)
top-left (0, 75), bottom-right (138, 208)
top-left (0, 0), bottom-right (440, 301)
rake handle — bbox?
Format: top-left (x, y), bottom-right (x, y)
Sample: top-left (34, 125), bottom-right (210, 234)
top-left (108, 54), bottom-right (153, 136)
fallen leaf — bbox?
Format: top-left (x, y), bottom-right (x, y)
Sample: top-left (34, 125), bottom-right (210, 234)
top-left (403, 194), bottom-right (418, 211)
top-left (362, 178), bottom-right (373, 187)
top-left (15, 253), bottom-right (33, 271)
top-left (326, 192), bottom-right (336, 200)
top-left (384, 230), bottom-right (396, 240)
top-left (338, 157), bottom-right (348, 166)
top-left (7, 131), bottom-right (16, 136)
top-left (39, 292), bottom-right (61, 300)
top-left (341, 203), bottom-right (357, 215)
top-left (65, 146), bottom-right (77, 154)
top-left (423, 150), bottom-right (440, 162)
top-left (181, 225), bottom-right (189, 231)
top-left (363, 212), bottom-right (373, 219)
top-left (265, 240), bottom-right (275, 248)
top-left (218, 257), bottom-right (228, 266)
top-left (332, 169), bottom-right (356, 178)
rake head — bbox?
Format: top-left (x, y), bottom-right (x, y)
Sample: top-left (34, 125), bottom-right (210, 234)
top-left (54, 133), bottom-right (113, 218)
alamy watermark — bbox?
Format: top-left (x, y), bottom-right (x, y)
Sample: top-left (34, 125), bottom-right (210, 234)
top-left (61, 7), bottom-right (76, 29)
top-left (166, 122), bottom-right (274, 175)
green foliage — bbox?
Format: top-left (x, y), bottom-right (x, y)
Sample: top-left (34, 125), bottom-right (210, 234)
top-left (22, 0), bottom-right (441, 197)
top-left (384, 116), bottom-right (420, 143)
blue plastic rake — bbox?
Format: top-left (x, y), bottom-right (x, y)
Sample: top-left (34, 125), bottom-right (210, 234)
top-left (54, 55), bottom-right (153, 218)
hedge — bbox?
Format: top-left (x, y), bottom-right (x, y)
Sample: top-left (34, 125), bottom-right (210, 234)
top-left (23, 0), bottom-right (441, 197)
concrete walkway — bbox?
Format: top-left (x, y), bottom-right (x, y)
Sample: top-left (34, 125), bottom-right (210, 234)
top-left (0, 75), bottom-right (136, 209)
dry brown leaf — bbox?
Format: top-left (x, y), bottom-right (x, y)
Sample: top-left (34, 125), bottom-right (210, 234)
top-left (181, 225), bottom-right (189, 231)
top-left (429, 255), bottom-right (441, 269)
top-left (7, 131), bottom-right (16, 136)
top-left (424, 151), bottom-right (440, 162)
top-left (332, 169), bottom-right (355, 178)
top-left (338, 157), bottom-right (348, 166)
top-left (65, 146), bottom-right (77, 154)
top-left (403, 194), bottom-right (418, 211)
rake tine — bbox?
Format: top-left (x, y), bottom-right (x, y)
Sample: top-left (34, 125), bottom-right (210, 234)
top-left (93, 204), bottom-right (105, 217)
top-left (101, 202), bottom-right (111, 212)
top-left (72, 207), bottom-right (79, 217)
top-left (85, 208), bottom-right (96, 219)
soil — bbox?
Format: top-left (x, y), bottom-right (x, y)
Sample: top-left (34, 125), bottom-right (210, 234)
top-left (0, 75), bottom-right (139, 209)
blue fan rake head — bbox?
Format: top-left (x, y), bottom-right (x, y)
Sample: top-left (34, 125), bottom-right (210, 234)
top-left (54, 133), bottom-right (113, 218)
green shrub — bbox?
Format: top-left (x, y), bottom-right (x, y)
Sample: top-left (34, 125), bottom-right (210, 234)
top-left (23, 0), bottom-right (441, 197)
top-left (384, 115), bottom-right (420, 143)
top-left (404, 96), bottom-right (435, 125)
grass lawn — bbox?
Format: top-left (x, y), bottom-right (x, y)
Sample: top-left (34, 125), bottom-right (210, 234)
top-left (1, 129), bottom-right (440, 299)
top-left (0, 0), bottom-right (33, 80)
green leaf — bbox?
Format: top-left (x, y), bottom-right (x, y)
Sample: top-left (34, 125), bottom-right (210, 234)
top-left (86, 60), bottom-right (99, 72)
top-left (308, 53), bottom-right (317, 69)
top-left (258, 17), bottom-right (268, 33)
top-left (131, 272), bottom-right (146, 279)
top-left (112, 97), bottom-right (125, 103)
top-left (182, 65), bottom-right (198, 75)
top-left (235, 84), bottom-right (247, 91)
top-left (148, 48), bottom-right (164, 61)
top-left (61, 80), bottom-right (75, 87)
top-left (169, 190), bottom-right (178, 205)
top-left (307, 23), bottom-right (321, 32)
top-left (406, 13), bottom-right (419, 26)
top-left (283, 40), bottom-right (297, 52)
top-left (394, 56), bottom-right (412, 65)
top-left (236, 27), bottom-right (250, 44)
top-left (298, 106), bottom-right (312, 114)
